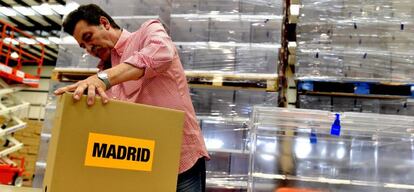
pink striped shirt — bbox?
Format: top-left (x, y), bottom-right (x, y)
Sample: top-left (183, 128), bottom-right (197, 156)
top-left (98, 19), bottom-right (209, 173)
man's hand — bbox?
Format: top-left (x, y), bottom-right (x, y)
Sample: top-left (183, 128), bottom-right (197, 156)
top-left (54, 63), bottom-right (144, 106)
top-left (54, 75), bottom-right (110, 106)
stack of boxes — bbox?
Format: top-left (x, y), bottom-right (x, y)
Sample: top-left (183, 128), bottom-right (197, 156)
top-left (296, 0), bottom-right (414, 115)
top-left (191, 89), bottom-right (277, 118)
top-left (172, 0), bottom-right (282, 74)
top-left (296, 0), bottom-right (414, 82)
top-left (171, 0), bottom-right (283, 189)
top-left (10, 120), bottom-right (42, 186)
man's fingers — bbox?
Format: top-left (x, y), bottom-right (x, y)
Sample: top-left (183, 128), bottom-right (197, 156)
top-left (87, 85), bottom-right (96, 106)
top-left (96, 87), bottom-right (109, 104)
top-left (73, 83), bottom-right (87, 101)
top-left (54, 77), bottom-right (109, 106)
top-left (54, 83), bottom-right (79, 95)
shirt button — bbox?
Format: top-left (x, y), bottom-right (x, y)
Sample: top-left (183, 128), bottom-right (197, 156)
top-left (112, 97), bottom-right (118, 100)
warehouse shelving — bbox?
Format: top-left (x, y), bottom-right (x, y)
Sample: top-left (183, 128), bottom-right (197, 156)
top-left (51, 67), bottom-right (278, 92)
top-left (36, 0), bottom-right (414, 191)
top-left (0, 20), bottom-right (44, 88)
top-left (170, 2), bottom-right (284, 190)
top-left (0, 79), bottom-right (30, 186)
top-left (0, 18), bottom-right (46, 187)
top-left (35, 0), bottom-right (283, 190)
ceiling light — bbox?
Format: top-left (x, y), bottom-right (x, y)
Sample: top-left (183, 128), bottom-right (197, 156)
top-left (32, 4), bottom-right (54, 15)
top-left (48, 37), bottom-right (61, 44)
top-left (3, 38), bottom-right (19, 45)
top-left (13, 6), bottom-right (36, 16)
top-left (10, 52), bottom-right (19, 59)
top-left (36, 37), bottom-right (50, 45)
top-left (0, 7), bottom-right (17, 16)
top-left (51, 2), bottom-right (79, 16)
top-left (61, 36), bottom-right (78, 44)
top-left (65, 2), bottom-right (80, 14)
top-left (18, 37), bottom-right (36, 45)
top-left (49, 4), bottom-right (65, 15)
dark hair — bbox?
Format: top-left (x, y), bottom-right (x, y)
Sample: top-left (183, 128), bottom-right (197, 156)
top-left (63, 4), bottom-right (120, 35)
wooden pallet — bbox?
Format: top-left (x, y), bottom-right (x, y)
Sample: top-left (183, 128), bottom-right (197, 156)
top-left (52, 68), bottom-right (279, 92)
top-left (298, 80), bottom-right (414, 98)
top-left (186, 71), bottom-right (278, 91)
top-left (51, 68), bottom-right (98, 82)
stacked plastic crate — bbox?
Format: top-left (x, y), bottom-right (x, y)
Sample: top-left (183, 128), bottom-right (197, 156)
top-left (248, 107), bottom-right (414, 192)
top-left (171, 0), bottom-right (282, 190)
top-left (269, 1), bottom-right (414, 190)
top-left (295, 0), bottom-right (414, 114)
top-left (299, 95), bottom-right (414, 115)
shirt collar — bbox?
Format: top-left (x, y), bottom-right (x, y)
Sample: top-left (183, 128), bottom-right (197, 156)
top-left (113, 29), bottom-right (132, 56)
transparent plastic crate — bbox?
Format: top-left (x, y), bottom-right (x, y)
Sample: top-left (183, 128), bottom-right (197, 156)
top-left (176, 42), bottom-right (279, 73)
top-left (172, 0), bottom-right (283, 15)
top-left (209, 17), bottom-right (281, 43)
top-left (249, 18), bottom-right (282, 44)
top-left (170, 16), bottom-right (210, 42)
top-left (331, 97), bottom-right (356, 112)
top-left (295, 48), bottom-right (407, 82)
top-left (298, 95), bottom-right (332, 111)
top-left (172, 0), bottom-right (199, 14)
top-left (192, 45), bottom-right (236, 71)
top-left (379, 100), bottom-right (407, 115)
top-left (200, 116), bottom-right (250, 189)
top-left (171, 15), bottom-right (282, 44)
top-left (296, 0), bottom-right (414, 83)
top-left (235, 46), bottom-right (279, 73)
top-left (401, 99), bottom-right (414, 116)
top-left (355, 98), bottom-right (381, 113)
top-left (199, 0), bottom-right (239, 14)
top-left (249, 107), bottom-right (414, 192)
top-left (190, 88), bottom-right (277, 117)
top-left (298, 95), bottom-right (414, 116)
top-left (201, 117), bottom-right (249, 152)
top-left (209, 18), bottom-right (251, 43)
top-left (239, 0), bottom-right (283, 15)
top-left (299, 0), bottom-right (413, 22)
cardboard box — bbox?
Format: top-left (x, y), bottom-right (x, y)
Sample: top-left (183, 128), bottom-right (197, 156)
top-left (43, 93), bottom-right (185, 192)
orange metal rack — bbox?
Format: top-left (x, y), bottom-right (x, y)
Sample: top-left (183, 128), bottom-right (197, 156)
top-left (0, 20), bottom-right (45, 88)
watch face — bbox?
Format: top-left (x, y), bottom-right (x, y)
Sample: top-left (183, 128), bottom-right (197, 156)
top-left (98, 72), bottom-right (108, 79)
top-left (98, 72), bottom-right (111, 88)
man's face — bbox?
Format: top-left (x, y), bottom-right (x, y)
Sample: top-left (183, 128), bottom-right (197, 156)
top-left (72, 20), bottom-right (114, 61)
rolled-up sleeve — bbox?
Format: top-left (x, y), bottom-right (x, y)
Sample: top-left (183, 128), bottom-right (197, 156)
top-left (123, 20), bottom-right (175, 77)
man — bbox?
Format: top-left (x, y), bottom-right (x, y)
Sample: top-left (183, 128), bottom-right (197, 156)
top-left (54, 4), bottom-right (209, 192)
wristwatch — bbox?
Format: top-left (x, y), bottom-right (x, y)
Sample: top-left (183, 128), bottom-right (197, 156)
top-left (97, 71), bottom-right (111, 89)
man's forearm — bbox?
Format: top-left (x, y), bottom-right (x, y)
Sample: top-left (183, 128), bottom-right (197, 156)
top-left (105, 63), bottom-right (145, 86)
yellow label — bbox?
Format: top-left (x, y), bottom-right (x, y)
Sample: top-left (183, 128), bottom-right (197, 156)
top-left (84, 133), bottom-right (155, 172)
